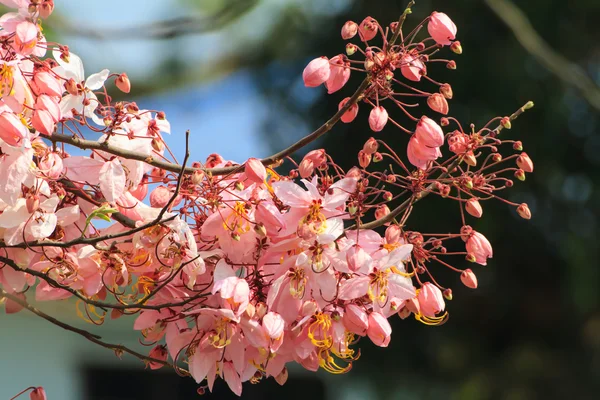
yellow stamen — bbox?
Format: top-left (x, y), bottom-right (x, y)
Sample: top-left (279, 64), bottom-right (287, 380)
top-left (223, 202), bottom-right (251, 235)
top-left (415, 311), bottom-right (449, 326)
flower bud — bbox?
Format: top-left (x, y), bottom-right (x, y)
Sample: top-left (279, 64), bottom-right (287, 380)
top-left (443, 288), bottom-right (453, 300)
top-left (149, 186), bottom-right (171, 208)
top-left (415, 116), bottom-right (444, 147)
top-left (116, 73), bottom-right (131, 93)
top-left (346, 167), bottom-right (362, 179)
top-left (148, 345), bottom-right (168, 370)
top-left (516, 152), bottom-right (534, 173)
top-left (383, 191), bottom-right (393, 201)
top-left (368, 106), bottom-right (388, 132)
top-left (417, 283), bottom-right (445, 317)
top-left (385, 225), bottom-right (401, 244)
top-left (358, 150), bottom-right (371, 168)
top-left (303, 57), bottom-right (331, 87)
top-left (514, 169), bottom-right (526, 181)
top-left (346, 244), bottom-right (371, 273)
top-left (30, 387), bottom-right (47, 400)
top-left (465, 198), bottom-right (483, 218)
top-left (513, 141), bottom-right (523, 151)
top-left (492, 153), bottom-right (502, 163)
top-left (151, 138), bottom-right (165, 152)
top-left (40, 1), bottom-right (55, 19)
top-left (375, 204), bottom-right (390, 221)
top-left (65, 78), bottom-right (78, 96)
top-left (367, 312), bottom-right (392, 347)
top-left (341, 21), bottom-right (358, 39)
top-left (440, 83), bottom-right (453, 99)
top-left (447, 60), bottom-right (457, 70)
top-left (346, 43), bottom-right (358, 56)
top-left (245, 157), bottom-right (267, 184)
top-left (450, 41), bottom-right (462, 54)
top-left (358, 17), bottom-right (378, 42)
top-left (428, 12), bottom-right (457, 46)
top-left (339, 97), bottom-right (359, 123)
top-left (363, 137), bottom-right (379, 155)
top-left (427, 93), bottom-right (449, 115)
top-left (466, 231), bottom-right (493, 265)
top-left (256, 302), bottom-right (267, 318)
top-left (373, 152), bottom-right (383, 162)
top-left (254, 222), bottom-right (267, 237)
top-left (343, 304), bottom-right (369, 336)
top-left (460, 269), bottom-right (478, 289)
top-left (517, 203), bottom-right (531, 220)
top-left (298, 159), bottom-right (315, 179)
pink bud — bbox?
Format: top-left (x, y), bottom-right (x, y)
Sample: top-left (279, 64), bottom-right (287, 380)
top-left (428, 12), bottom-right (457, 46)
top-left (298, 158), bottom-right (315, 179)
top-left (517, 203), bottom-right (532, 220)
top-left (30, 387), bottom-right (47, 400)
top-left (149, 186), bottom-right (171, 208)
top-left (415, 116), bottom-right (444, 147)
top-left (358, 150), bottom-right (371, 168)
top-left (339, 97), bottom-right (359, 123)
top-left (368, 106), bottom-right (388, 132)
top-left (375, 204), bottom-right (390, 221)
top-left (367, 312), bottom-right (391, 347)
top-left (32, 110), bottom-right (55, 136)
top-left (36, 95), bottom-right (61, 122)
top-left (427, 93), bottom-right (449, 115)
top-left (399, 54), bottom-right (425, 82)
top-left (302, 57), bottom-right (331, 87)
top-left (407, 136), bottom-right (442, 170)
top-left (245, 158), bottom-right (266, 184)
top-left (362, 137), bottom-right (378, 155)
top-left (325, 55), bottom-right (351, 94)
top-left (346, 166), bottom-right (362, 179)
top-left (65, 78), bottom-right (79, 96)
top-left (341, 21), bottom-right (358, 40)
top-left (343, 304), bottom-right (369, 336)
top-left (385, 225), bottom-right (401, 244)
top-left (304, 149), bottom-right (327, 167)
top-left (440, 83), bottom-right (453, 99)
top-left (417, 283), bottom-right (445, 317)
top-left (40, 1), bottom-right (55, 19)
top-left (450, 41), bottom-right (463, 54)
top-left (346, 245), bottom-right (371, 273)
top-left (517, 152), bottom-right (534, 173)
top-left (466, 231), bottom-right (493, 266)
top-left (148, 345), bottom-right (168, 370)
top-left (460, 269), bottom-right (478, 289)
top-left (358, 17), bottom-right (378, 42)
top-left (465, 198), bottom-right (483, 218)
top-left (116, 73), bottom-right (131, 93)
top-left (34, 70), bottom-right (62, 97)
top-left (0, 112), bottom-right (28, 146)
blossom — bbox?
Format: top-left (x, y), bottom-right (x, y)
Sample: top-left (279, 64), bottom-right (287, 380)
top-left (466, 231), bottom-right (493, 265)
top-left (428, 12), bottom-right (457, 46)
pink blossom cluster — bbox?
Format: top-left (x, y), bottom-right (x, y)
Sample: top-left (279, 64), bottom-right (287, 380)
top-left (0, 1), bottom-right (535, 398)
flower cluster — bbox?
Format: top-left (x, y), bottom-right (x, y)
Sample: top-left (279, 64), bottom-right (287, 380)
top-left (0, 1), bottom-right (534, 398)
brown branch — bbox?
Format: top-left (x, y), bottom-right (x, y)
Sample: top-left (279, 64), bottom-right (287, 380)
top-left (0, 255), bottom-right (209, 311)
top-left (355, 101), bottom-right (533, 230)
top-left (485, 0), bottom-right (600, 111)
top-left (0, 288), bottom-right (185, 373)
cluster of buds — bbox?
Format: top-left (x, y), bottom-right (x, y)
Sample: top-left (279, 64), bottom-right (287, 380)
top-left (0, 1), bottom-right (534, 397)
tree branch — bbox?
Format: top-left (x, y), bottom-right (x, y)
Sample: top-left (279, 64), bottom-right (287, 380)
top-left (486, 0), bottom-right (600, 111)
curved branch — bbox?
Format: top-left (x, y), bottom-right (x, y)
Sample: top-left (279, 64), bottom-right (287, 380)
top-left (486, 0), bottom-right (600, 111)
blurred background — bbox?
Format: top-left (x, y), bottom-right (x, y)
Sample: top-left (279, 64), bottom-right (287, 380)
top-left (1, 0), bottom-right (599, 399)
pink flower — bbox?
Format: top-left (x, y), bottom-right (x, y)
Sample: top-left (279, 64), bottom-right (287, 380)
top-left (0, 111), bottom-right (28, 147)
top-left (417, 283), bottom-right (445, 317)
top-left (149, 186), bottom-right (172, 208)
top-left (517, 152), bottom-right (534, 172)
top-left (465, 198), bottom-right (483, 218)
top-left (339, 97), bottom-right (359, 123)
top-left (466, 231), bottom-right (493, 265)
top-left (38, 152), bottom-right (64, 180)
top-left (367, 312), bottom-right (391, 347)
top-left (369, 106), bottom-right (388, 132)
top-left (343, 304), bottom-right (369, 336)
top-left (415, 116), bottom-right (444, 147)
top-left (14, 21), bottom-right (38, 55)
top-left (302, 57), bottom-right (331, 87)
top-left (427, 93), bottom-right (449, 115)
top-left (341, 21), bottom-right (358, 40)
top-left (245, 157), bottom-right (266, 184)
top-left (33, 69), bottom-right (62, 97)
top-left (148, 344), bottom-right (168, 370)
top-left (30, 387), bottom-right (47, 400)
top-left (407, 136), bottom-right (441, 170)
top-left (399, 53), bottom-right (425, 82)
top-left (358, 17), bottom-right (378, 41)
top-left (428, 12), bottom-right (457, 46)
top-left (461, 269), bottom-right (478, 289)
top-left (325, 55), bottom-right (350, 94)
